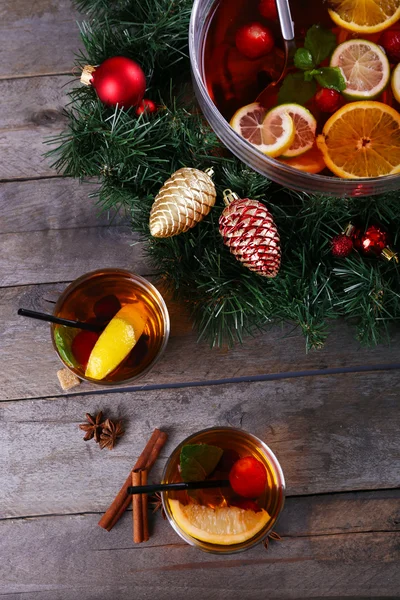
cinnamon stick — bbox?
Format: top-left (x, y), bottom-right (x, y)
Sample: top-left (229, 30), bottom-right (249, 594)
top-left (141, 470), bottom-right (149, 542)
top-left (98, 428), bottom-right (168, 531)
top-left (132, 470), bottom-right (143, 543)
top-left (132, 469), bottom-right (149, 543)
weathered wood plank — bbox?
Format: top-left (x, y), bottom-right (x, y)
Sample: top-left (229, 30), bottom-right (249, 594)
top-left (2, 281), bottom-right (400, 401)
top-left (1, 374), bottom-right (399, 517)
top-left (0, 178), bottom-right (115, 234)
top-left (0, 75), bottom-right (75, 180)
top-left (0, 0), bottom-right (82, 78)
top-left (0, 492), bottom-right (399, 598)
top-left (0, 228), bottom-right (149, 287)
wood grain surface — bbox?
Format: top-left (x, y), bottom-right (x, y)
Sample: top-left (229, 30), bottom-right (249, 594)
top-left (1, 372), bottom-right (399, 517)
top-left (1, 0), bottom-right (399, 598)
top-left (0, 0), bottom-right (82, 78)
top-left (1, 491), bottom-right (399, 598)
top-left (0, 75), bottom-right (74, 180)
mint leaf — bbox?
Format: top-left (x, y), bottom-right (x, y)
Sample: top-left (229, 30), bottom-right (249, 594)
top-left (180, 444), bottom-right (223, 482)
top-left (54, 326), bottom-right (78, 368)
top-left (294, 48), bottom-right (315, 70)
top-left (314, 66), bottom-right (346, 91)
top-left (278, 72), bottom-right (316, 105)
top-left (304, 24), bottom-right (337, 66)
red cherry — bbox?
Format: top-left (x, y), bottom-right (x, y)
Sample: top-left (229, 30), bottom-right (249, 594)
top-left (231, 499), bottom-right (261, 512)
top-left (93, 295), bottom-right (121, 322)
top-left (235, 22), bottom-right (274, 60)
top-left (229, 456), bottom-right (268, 498)
top-left (258, 0), bottom-right (278, 20)
top-left (379, 29), bottom-right (400, 62)
top-left (71, 331), bottom-right (99, 367)
top-left (136, 98), bottom-right (157, 116)
top-left (315, 88), bottom-right (342, 113)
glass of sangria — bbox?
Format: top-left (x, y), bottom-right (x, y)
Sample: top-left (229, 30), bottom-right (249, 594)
top-left (189, 0), bottom-right (400, 196)
top-left (51, 269), bottom-right (170, 385)
top-left (161, 426), bottom-right (285, 553)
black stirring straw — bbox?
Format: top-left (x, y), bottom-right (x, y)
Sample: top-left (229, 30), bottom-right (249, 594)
top-left (17, 308), bottom-right (103, 333)
top-left (127, 479), bottom-right (230, 495)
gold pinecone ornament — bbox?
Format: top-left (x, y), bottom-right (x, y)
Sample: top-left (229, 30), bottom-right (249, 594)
top-left (219, 190), bottom-right (281, 278)
top-left (149, 167), bottom-right (216, 238)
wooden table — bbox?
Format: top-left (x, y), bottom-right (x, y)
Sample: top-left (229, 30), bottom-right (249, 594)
top-left (1, 1), bottom-right (399, 598)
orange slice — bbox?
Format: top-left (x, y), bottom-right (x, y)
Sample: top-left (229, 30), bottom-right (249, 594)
top-left (328, 0), bottom-right (400, 34)
top-left (316, 101), bottom-right (400, 179)
top-left (278, 143), bottom-right (326, 174)
top-left (169, 500), bottom-right (270, 545)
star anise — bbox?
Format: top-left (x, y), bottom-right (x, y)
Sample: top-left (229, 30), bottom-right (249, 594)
top-left (99, 418), bottom-right (124, 450)
top-left (149, 492), bottom-right (166, 520)
top-left (263, 530), bottom-right (282, 551)
top-left (79, 412), bottom-right (104, 442)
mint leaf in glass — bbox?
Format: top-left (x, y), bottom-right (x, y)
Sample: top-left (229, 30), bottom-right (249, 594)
top-left (180, 444), bottom-right (223, 482)
top-left (54, 326), bottom-right (79, 368)
top-left (294, 48), bottom-right (315, 71)
top-left (314, 67), bottom-right (346, 91)
top-left (304, 24), bottom-right (337, 66)
top-left (278, 72), bottom-right (316, 105)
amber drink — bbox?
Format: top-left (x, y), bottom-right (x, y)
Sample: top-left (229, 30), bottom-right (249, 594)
top-left (51, 269), bottom-right (170, 385)
top-left (162, 427), bottom-right (285, 554)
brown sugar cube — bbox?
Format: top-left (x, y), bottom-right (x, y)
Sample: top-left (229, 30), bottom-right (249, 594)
top-left (57, 368), bottom-right (81, 391)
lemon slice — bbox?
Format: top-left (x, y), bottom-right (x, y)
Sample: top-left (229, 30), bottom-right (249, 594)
top-left (391, 63), bottom-right (400, 103)
top-left (169, 500), bottom-right (270, 545)
top-left (330, 40), bottom-right (390, 100)
top-left (316, 101), bottom-right (400, 178)
top-left (85, 305), bottom-right (147, 380)
top-left (265, 104), bottom-right (317, 158)
top-left (328, 0), bottom-right (400, 34)
top-left (230, 102), bottom-right (295, 157)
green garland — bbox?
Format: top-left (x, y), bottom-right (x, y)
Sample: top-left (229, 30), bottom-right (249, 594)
top-left (48, 0), bottom-right (400, 350)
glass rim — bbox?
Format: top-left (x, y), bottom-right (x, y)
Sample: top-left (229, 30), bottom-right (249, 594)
top-left (161, 426), bottom-right (286, 554)
top-left (189, 0), bottom-right (400, 197)
top-left (51, 268), bottom-right (170, 386)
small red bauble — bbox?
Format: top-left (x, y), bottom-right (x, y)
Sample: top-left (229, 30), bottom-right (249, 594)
top-left (136, 98), bottom-right (157, 116)
top-left (379, 29), bottom-right (400, 62)
top-left (331, 234), bottom-right (353, 258)
top-left (315, 88), bottom-right (342, 113)
top-left (360, 225), bottom-right (389, 256)
top-left (235, 22), bottom-right (274, 59)
top-left (258, 0), bottom-right (278, 20)
top-left (71, 331), bottom-right (100, 367)
top-left (229, 456), bottom-right (268, 498)
top-left (82, 56), bottom-right (146, 108)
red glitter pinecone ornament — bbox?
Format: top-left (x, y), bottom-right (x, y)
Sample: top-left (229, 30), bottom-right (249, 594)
top-left (219, 190), bottom-right (281, 277)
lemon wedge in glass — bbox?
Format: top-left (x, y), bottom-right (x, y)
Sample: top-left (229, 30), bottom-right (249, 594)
top-left (169, 499), bottom-right (270, 545)
top-left (85, 305), bottom-right (147, 380)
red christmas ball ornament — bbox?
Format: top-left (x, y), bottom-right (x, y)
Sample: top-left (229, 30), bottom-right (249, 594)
top-left (360, 225), bottom-right (390, 256)
top-left (315, 88), bottom-right (342, 113)
top-left (136, 98), bottom-right (157, 116)
top-left (219, 190), bottom-right (281, 277)
top-left (258, 0), bottom-right (278, 20)
top-left (379, 29), bottom-right (400, 62)
top-left (331, 234), bottom-right (353, 258)
top-left (81, 57), bottom-right (146, 108)
top-left (235, 22), bottom-right (274, 59)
